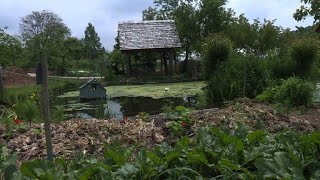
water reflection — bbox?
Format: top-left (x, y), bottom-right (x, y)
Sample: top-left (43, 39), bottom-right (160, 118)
top-left (57, 96), bottom-right (196, 120)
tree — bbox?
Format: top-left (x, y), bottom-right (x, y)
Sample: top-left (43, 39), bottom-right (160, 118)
top-left (143, 0), bottom-right (201, 73)
top-left (202, 34), bottom-right (232, 80)
top-left (198, 0), bottom-right (234, 37)
top-left (290, 38), bottom-right (318, 78)
top-left (83, 23), bottom-right (103, 60)
top-left (19, 10), bottom-right (70, 161)
top-left (294, 0), bottom-right (320, 23)
top-left (20, 10), bottom-right (70, 50)
top-left (20, 10), bottom-right (70, 71)
top-left (174, 2), bottom-right (201, 73)
top-left (0, 27), bottom-right (22, 66)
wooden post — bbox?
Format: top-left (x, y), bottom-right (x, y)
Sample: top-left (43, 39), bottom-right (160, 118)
top-left (169, 50), bottom-right (174, 75)
top-left (173, 50), bottom-right (177, 74)
top-left (0, 66), bottom-right (3, 99)
top-left (126, 53), bottom-right (131, 76)
top-left (41, 53), bottom-right (54, 161)
top-left (163, 51), bottom-right (168, 75)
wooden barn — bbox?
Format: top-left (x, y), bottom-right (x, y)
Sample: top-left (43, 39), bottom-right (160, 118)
top-left (118, 20), bottom-right (182, 76)
top-left (79, 78), bottom-right (106, 100)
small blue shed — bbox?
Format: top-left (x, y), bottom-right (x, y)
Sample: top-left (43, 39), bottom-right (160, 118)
top-left (79, 78), bottom-right (106, 100)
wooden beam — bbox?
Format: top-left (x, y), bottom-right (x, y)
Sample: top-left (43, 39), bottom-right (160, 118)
top-left (126, 53), bottom-right (132, 76)
top-left (163, 51), bottom-right (168, 75)
top-left (173, 50), bottom-right (177, 74)
top-left (169, 51), bottom-right (173, 75)
top-left (0, 66), bottom-right (3, 99)
top-left (41, 53), bottom-right (54, 161)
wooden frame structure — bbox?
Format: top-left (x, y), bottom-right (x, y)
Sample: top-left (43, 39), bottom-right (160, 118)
top-left (118, 20), bottom-right (181, 76)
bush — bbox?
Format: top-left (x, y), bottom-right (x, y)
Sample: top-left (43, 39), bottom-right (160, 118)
top-left (202, 34), bottom-right (232, 80)
top-left (14, 99), bottom-right (40, 127)
top-left (206, 54), bottom-right (266, 103)
top-left (256, 77), bottom-right (316, 108)
top-left (275, 77), bottom-right (315, 107)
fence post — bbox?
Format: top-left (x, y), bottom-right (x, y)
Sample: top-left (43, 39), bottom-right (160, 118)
top-left (41, 53), bottom-right (54, 161)
top-left (0, 66), bottom-right (3, 99)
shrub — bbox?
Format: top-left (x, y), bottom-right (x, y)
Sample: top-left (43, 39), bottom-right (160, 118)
top-left (206, 54), bottom-right (266, 103)
top-left (51, 106), bottom-right (65, 123)
top-left (274, 77), bottom-right (315, 107)
top-left (202, 34), bottom-right (232, 80)
top-left (14, 99), bottom-right (40, 127)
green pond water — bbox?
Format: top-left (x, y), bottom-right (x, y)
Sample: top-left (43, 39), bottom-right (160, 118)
top-left (56, 82), bottom-right (206, 119)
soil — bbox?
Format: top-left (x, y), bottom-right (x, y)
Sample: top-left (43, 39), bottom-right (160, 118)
top-left (1, 98), bottom-right (320, 164)
top-left (2, 66), bottom-right (36, 87)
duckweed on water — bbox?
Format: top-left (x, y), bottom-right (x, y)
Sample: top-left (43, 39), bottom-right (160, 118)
top-left (58, 81), bottom-right (206, 99)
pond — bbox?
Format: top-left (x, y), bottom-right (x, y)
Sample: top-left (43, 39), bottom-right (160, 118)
top-left (55, 81), bottom-right (206, 120)
top-left (55, 96), bottom-right (197, 120)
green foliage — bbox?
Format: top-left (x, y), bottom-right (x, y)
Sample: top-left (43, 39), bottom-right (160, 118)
top-left (0, 108), bottom-right (18, 137)
top-left (275, 77), bottom-right (315, 107)
top-left (0, 146), bottom-right (18, 180)
top-left (83, 22), bottom-right (104, 60)
top-left (164, 105), bottom-right (192, 137)
top-left (290, 38), bottom-right (319, 78)
top-left (257, 77), bottom-right (316, 109)
top-left (51, 106), bottom-right (65, 123)
top-left (14, 99), bottom-right (40, 127)
top-left (206, 54), bottom-right (266, 103)
top-left (294, 0), bottom-right (320, 22)
top-left (202, 34), bottom-right (232, 80)
top-left (5, 127), bottom-right (320, 179)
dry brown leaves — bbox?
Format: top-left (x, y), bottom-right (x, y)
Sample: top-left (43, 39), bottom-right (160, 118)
top-left (5, 118), bottom-right (164, 162)
top-left (192, 98), bottom-right (320, 132)
top-left (3, 98), bottom-right (320, 163)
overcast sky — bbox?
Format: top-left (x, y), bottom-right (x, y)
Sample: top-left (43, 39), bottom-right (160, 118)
top-left (0, 0), bottom-right (313, 50)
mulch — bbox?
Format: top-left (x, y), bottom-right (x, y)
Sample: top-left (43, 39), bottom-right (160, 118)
top-left (1, 98), bottom-right (320, 164)
top-left (2, 66), bottom-right (36, 87)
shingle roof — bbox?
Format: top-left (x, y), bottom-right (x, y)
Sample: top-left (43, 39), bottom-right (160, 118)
top-left (80, 78), bottom-right (106, 90)
top-left (118, 20), bottom-right (182, 51)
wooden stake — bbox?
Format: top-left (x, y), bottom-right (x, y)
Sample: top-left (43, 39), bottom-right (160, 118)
top-left (0, 66), bottom-right (3, 99)
top-left (41, 53), bottom-right (54, 161)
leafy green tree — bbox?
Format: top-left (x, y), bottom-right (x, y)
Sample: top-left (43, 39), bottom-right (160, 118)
top-left (83, 23), bottom-right (104, 60)
top-left (294, 0), bottom-right (320, 22)
top-left (20, 10), bottom-right (70, 50)
top-left (143, 0), bottom-right (201, 73)
top-left (0, 27), bottom-right (22, 66)
top-left (290, 38), bottom-right (318, 78)
top-left (19, 10), bottom-right (70, 69)
top-left (202, 34), bottom-right (232, 80)
top-left (198, 0), bottom-right (234, 37)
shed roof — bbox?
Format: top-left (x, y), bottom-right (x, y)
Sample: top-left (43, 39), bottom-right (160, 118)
top-left (80, 78), bottom-right (106, 90)
top-left (118, 20), bottom-right (182, 51)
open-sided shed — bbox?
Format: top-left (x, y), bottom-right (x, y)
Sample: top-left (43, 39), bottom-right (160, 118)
top-left (118, 20), bottom-right (182, 75)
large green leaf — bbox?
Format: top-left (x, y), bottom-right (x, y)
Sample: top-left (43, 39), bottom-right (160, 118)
top-left (255, 152), bottom-right (304, 179)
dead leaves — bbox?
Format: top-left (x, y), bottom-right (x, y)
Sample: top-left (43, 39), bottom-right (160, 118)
top-left (6, 118), bottom-right (164, 163)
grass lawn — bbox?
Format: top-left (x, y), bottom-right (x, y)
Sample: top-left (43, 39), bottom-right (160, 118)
top-left (58, 81), bottom-right (206, 99)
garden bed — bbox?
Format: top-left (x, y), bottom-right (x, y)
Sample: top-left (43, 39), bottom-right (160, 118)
top-left (2, 98), bottom-right (320, 164)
